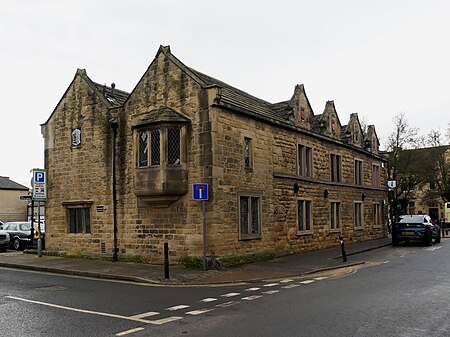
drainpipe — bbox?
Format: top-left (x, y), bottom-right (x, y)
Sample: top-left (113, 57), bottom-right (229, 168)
top-left (109, 117), bottom-right (119, 262)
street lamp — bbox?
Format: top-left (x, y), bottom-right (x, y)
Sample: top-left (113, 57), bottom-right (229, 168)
top-left (110, 117), bottom-right (119, 262)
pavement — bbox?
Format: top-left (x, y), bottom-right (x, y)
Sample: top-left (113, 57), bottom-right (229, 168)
top-left (0, 237), bottom-right (392, 286)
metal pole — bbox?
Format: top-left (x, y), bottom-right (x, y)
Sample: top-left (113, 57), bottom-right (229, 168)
top-left (164, 242), bottom-right (169, 279)
top-left (37, 201), bottom-right (42, 257)
top-left (110, 118), bottom-right (118, 262)
top-left (30, 199), bottom-right (35, 249)
top-left (339, 235), bottom-right (348, 262)
top-left (202, 200), bottom-right (207, 271)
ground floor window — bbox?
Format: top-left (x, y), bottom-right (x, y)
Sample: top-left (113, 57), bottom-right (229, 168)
top-left (298, 200), bottom-right (312, 234)
top-left (373, 203), bottom-right (382, 227)
top-left (354, 202), bottom-right (363, 229)
top-left (63, 202), bottom-right (92, 234)
top-left (330, 202), bottom-right (341, 231)
top-left (239, 195), bottom-right (261, 239)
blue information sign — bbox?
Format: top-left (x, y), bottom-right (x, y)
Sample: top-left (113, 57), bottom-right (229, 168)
top-left (193, 183), bottom-right (209, 200)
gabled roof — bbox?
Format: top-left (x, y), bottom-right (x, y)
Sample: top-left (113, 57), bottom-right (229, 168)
top-left (392, 146), bottom-right (450, 175)
top-left (0, 177), bottom-right (29, 191)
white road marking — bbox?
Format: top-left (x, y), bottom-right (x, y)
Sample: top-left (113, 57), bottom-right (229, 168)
top-left (221, 292), bottom-right (240, 297)
top-left (186, 308), bottom-right (214, 315)
top-left (242, 295), bottom-right (262, 301)
top-left (424, 246), bottom-right (442, 252)
top-left (313, 277), bottom-right (328, 281)
top-left (300, 280), bottom-right (315, 284)
top-left (280, 279), bottom-right (294, 283)
top-left (216, 301), bottom-right (239, 308)
top-left (262, 290), bottom-right (279, 295)
top-left (282, 284), bottom-right (300, 289)
top-left (116, 327), bottom-right (145, 336)
top-left (150, 316), bottom-right (182, 325)
top-left (6, 296), bottom-right (151, 323)
top-left (129, 311), bottom-right (159, 319)
top-left (245, 287), bottom-right (261, 292)
top-left (263, 283), bottom-right (279, 287)
top-left (166, 305), bottom-right (189, 311)
top-left (201, 298), bottom-right (218, 303)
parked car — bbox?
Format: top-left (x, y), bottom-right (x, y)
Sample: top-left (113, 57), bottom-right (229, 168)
top-left (0, 230), bottom-right (10, 252)
top-left (392, 214), bottom-right (441, 246)
top-left (0, 221), bottom-right (45, 250)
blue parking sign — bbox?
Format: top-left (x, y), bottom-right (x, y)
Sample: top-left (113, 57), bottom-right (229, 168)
top-left (34, 170), bottom-right (45, 183)
top-left (32, 169), bottom-right (47, 201)
top-left (193, 183), bottom-right (208, 200)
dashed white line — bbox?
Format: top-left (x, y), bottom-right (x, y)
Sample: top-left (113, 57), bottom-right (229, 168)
top-left (201, 298), bottom-right (218, 303)
top-left (150, 316), bottom-right (182, 325)
top-left (221, 292), bottom-right (241, 297)
top-left (166, 305), bottom-right (190, 311)
top-left (246, 287), bottom-right (261, 292)
top-left (242, 295), bottom-right (262, 301)
top-left (313, 277), bottom-right (328, 281)
top-left (300, 280), bottom-right (315, 284)
top-left (116, 327), bottom-right (145, 336)
top-left (262, 290), bottom-right (280, 295)
top-left (186, 308), bottom-right (214, 315)
top-left (129, 311), bottom-right (159, 319)
top-left (282, 284), bottom-right (300, 289)
top-left (216, 301), bottom-right (239, 308)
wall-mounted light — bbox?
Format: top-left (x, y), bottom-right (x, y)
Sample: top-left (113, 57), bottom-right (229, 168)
top-left (324, 189), bottom-right (329, 198)
top-left (293, 183), bottom-right (300, 194)
top-left (361, 192), bottom-right (366, 201)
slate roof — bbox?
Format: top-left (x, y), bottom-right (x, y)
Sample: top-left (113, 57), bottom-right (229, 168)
top-left (93, 82), bottom-right (129, 107)
top-left (0, 177), bottom-right (29, 191)
top-left (391, 146), bottom-right (450, 176)
top-left (188, 68), bottom-right (290, 123)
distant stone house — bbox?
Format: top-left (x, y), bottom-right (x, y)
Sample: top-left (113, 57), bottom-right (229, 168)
top-left (0, 176), bottom-right (29, 222)
top-left (41, 45), bottom-right (387, 263)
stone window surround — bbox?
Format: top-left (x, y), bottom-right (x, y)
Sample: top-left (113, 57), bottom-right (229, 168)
top-left (297, 199), bottom-right (313, 235)
top-left (62, 201), bottom-right (93, 234)
top-left (354, 201), bottom-right (364, 230)
top-left (330, 152), bottom-right (342, 183)
top-left (297, 143), bottom-right (313, 178)
top-left (238, 193), bottom-right (262, 241)
top-left (354, 158), bottom-right (363, 186)
top-left (330, 200), bottom-right (341, 233)
top-left (137, 125), bottom-right (184, 168)
top-left (372, 203), bottom-right (382, 228)
top-left (244, 136), bottom-right (253, 170)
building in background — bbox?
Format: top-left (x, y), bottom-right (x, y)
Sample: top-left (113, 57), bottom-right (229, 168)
top-left (41, 46), bottom-right (388, 263)
top-left (0, 176), bottom-right (29, 222)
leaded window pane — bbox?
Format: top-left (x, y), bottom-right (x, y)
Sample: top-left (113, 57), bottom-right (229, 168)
top-left (168, 128), bottom-right (180, 165)
top-left (251, 197), bottom-right (259, 234)
top-left (240, 197), bottom-right (249, 235)
top-left (138, 131), bottom-right (148, 167)
top-left (151, 129), bottom-right (160, 166)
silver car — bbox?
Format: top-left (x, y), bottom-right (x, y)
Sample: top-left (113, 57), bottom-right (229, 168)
top-left (0, 230), bottom-right (10, 252)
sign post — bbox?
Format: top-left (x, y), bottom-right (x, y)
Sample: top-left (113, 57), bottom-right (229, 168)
top-left (32, 169), bottom-right (47, 257)
top-left (193, 183), bottom-right (209, 270)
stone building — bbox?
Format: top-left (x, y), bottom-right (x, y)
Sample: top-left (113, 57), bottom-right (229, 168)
top-left (41, 45), bottom-right (387, 263)
top-left (0, 176), bottom-right (29, 222)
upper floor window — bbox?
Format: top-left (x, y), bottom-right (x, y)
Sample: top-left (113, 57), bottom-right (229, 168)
top-left (138, 127), bottom-right (181, 168)
top-left (330, 154), bottom-right (342, 182)
top-left (372, 164), bottom-right (380, 187)
top-left (244, 137), bottom-right (253, 169)
top-left (298, 144), bottom-right (313, 177)
top-left (330, 201), bottom-right (341, 231)
top-left (355, 159), bottom-right (363, 185)
top-left (239, 195), bottom-right (261, 239)
top-left (298, 200), bottom-right (312, 234)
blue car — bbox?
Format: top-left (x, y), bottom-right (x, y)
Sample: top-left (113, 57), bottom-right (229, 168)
top-left (392, 214), bottom-right (441, 246)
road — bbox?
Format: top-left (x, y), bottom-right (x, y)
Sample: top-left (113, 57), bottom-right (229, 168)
top-left (1, 241), bottom-right (450, 337)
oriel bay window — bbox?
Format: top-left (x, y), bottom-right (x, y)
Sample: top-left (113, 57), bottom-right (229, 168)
top-left (133, 107), bottom-right (190, 207)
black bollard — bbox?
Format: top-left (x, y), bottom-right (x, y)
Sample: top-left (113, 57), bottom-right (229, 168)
top-left (339, 235), bottom-right (348, 262)
top-left (164, 242), bottom-right (169, 279)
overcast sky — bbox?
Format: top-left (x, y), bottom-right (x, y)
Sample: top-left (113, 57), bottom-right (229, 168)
top-left (1, 0), bottom-right (449, 188)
